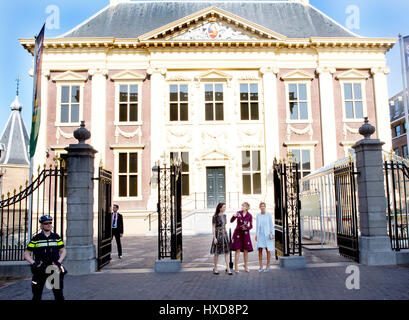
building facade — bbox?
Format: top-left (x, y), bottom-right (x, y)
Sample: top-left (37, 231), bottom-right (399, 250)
top-left (389, 90), bottom-right (408, 158)
top-left (20, 0), bottom-right (395, 234)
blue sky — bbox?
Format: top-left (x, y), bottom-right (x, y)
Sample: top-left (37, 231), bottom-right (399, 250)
top-left (0, 0), bottom-right (408, 132)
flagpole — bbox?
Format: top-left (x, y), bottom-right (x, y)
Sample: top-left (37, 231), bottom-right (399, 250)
top-left (399, 34), bottom-right (409, 157)
top-left (27, 23), bottom-right (45, 241)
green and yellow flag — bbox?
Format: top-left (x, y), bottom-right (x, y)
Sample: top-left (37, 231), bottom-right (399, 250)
top-left (29, 24), bottom-right (45, 158)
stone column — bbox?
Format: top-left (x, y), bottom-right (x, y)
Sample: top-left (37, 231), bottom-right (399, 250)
top-left (317, 66), bottom-right (337, 165)
top-left (261, 67), bottom-right (280, 202)
top-left (352, 118), bottom-right (396, 265)
top-left (371, 67), bottom-right (392, 152)
top-left (63, 122), bottom-right (98, 274)
top-left (147, 67), bottom-right (167, 212)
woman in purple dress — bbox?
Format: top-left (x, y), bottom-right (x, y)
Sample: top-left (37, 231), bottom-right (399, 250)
top-left (230, 202), bottom-right (253, 272)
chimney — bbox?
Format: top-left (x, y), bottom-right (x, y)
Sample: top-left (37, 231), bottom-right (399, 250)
top-left (288, 0), bottom-right (309, 5)
top-left (110, 0), bottom-right (130, 6)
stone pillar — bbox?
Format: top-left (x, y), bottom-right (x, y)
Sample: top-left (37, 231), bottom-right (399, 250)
top-left (371, 67), bottom-right (392, 152)
top-left (147, 67), bottom-right (167, 211)
top-left (352, 118), bottom-right (396, 265)
top-left (317, 66), bottom-right (337, 165)
top-left (261, 67), bottom-right (280, 202)
top-left (63, 122), bottom-right (98, 274)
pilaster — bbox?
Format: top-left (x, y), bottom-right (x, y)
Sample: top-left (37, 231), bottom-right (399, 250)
top-left (371, 66), bottom-right (392, 152)
top-left (316, 66), bottom-right (337, 165)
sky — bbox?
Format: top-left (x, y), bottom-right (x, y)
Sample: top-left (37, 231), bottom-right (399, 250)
top-left (0, 0), bottom-right (408, 133)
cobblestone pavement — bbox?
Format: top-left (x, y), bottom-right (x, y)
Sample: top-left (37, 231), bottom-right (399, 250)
top-left (1, 236), bottom-right (408, 300)
top-left (104, 235), bottom-right (351, 270)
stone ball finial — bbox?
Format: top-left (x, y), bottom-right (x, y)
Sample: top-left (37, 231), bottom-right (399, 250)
top-left (359, 117), bottom-right (376, 139)
top-left (73, 121), bottom-right (91, 144)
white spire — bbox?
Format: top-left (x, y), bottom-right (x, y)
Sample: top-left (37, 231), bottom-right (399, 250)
top-left (10, 95), bottom-right (22, 112)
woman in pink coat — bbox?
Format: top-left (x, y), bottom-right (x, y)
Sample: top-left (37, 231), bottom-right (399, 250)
top-left (230, 202), bottom-right (253, 272)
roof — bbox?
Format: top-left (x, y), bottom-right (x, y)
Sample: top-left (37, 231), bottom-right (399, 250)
top-left (0, 95), bottom-right (30, 166)
top-left (60, 1), bottom-right (358, 39)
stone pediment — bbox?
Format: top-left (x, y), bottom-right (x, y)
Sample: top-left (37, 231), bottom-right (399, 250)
top-left (336, 69), bottom-right (369, 80)
top-left (201, 149), bottom-right (229, 161)
top-left (111, 70), bottom-right (146, 81)
top-left (52, 70), bottom-right (87, 82)
top-left (195, 69), bottom-right (233, 82)
top-left (281, 70), bottom-right (315, 81)
top-left (139, 6), bottom-right (286, 42)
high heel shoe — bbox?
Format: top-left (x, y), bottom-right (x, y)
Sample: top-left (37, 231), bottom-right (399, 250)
top-left (212, 268), bottom-right (219, 275)
top-left (225, 269), bottom-right (233, 275)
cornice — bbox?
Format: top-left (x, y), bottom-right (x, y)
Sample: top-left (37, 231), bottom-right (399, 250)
top-left (19, 37), bottom-right (397, 55)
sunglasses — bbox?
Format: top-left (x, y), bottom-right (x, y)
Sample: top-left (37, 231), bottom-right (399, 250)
top-left (42, 222), bottom-right (52, 225)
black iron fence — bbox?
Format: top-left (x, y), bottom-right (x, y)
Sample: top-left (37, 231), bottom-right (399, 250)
top-left (384, 159), bottom-right (409, 250)
top-left (96, 167), bottom-right (112, 270)
top-left (156, 162), bottom-right (182, 260)
top-left (273, 159), bottom-right (302, 258)
top-left (0, 163), bottom-right (66, 261)
top-left (334, 159), bottom-right (359, 262)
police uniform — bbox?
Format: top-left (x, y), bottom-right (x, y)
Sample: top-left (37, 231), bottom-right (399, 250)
top-left (27, 230), bottom-right (65, 300)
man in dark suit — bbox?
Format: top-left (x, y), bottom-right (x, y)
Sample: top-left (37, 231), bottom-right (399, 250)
top-left (111, 204), bottom-right (124, 259)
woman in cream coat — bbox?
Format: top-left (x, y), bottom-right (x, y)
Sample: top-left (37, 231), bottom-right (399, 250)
top-left (255, 202), bottom-right (275, 272)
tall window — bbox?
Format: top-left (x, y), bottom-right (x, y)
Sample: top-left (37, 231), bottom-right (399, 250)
top-left (394, 100), bottom-right (400, 117)
top-left (290, 149), bottom-right (311, 178)
top-left (288, 83), bottom-right (308, 121)
top-left (395, 125), bottom-right (401, 137)
top-left (242, 150), bottom-right (261, 194)
top-left (240, 83), bottom-right (259, 120)
top-left (205, 84), bottom-right (224, 121)
top-left (403, 145), bottom-right (408, 158)
top-left (118, 152), bottom-right (138, 198)
top-left (404, 122), bottom-right (407, 134)
top-left (170, 152), bottom-right (189, 195)
top-left (119, 84), bottom-right (138, 122)
top-left (344, 83), bottom-right (363, 119)
top-left (61, 85), bottom-right (80, 123)
top-left (169, 84), bottom-right (188, 121)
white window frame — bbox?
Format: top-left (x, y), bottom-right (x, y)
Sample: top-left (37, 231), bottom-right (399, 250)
top-left (238, 82), bottom-right (262, 123)
top-left (285, 81), bottom-right (312, 124)
top-left (114, 81), bottom-right (143, 126)
top-left (113, 149), bottom-right (142, 201)
top-left (241, 149), bottom-right (263, 195)
top-left (167, 82), bottom-right (191, 124)
top-left (287, 146), bottom-right (315, 177)
top-left (55, 82), bottom-right (84, 127)
top-left (203, 82), bottom-right (225, 123)
top-left (340, 80), bottom-right (367, 123)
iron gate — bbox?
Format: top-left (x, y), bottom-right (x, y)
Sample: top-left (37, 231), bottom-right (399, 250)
top-left (97, 167), bottom-right (112, 270)
top-left (384, 159), bottom-right (409, 250)
top-left (334, 159), bottom-right (359, 262)
top-left (0, 162), bottom-right (66, 261)
top-left (273, 159), bottom-right (302, 258)
top-left (157, 162), bottom-right (182, 260)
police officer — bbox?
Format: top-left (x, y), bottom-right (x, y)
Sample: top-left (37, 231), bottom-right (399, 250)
top-left (24, 215), bottom-right (67, 300)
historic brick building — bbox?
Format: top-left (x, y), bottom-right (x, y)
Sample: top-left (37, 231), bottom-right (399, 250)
top-left (20, 0), bottom-right (395, 234)
top-left (389, 90), bottom-right (408, 158)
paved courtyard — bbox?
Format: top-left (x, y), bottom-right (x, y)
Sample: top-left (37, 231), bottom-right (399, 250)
top-left (1, 235), bottom-right (408, 300)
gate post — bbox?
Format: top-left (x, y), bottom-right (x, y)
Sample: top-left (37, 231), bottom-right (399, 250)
top-left (352, 118), bottom-right (396, 265)
top-left (63, 121), bottom-right (98, 274)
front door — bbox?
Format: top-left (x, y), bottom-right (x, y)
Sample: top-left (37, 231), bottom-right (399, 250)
top-left (206, 167), bottom-right (226, 208)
